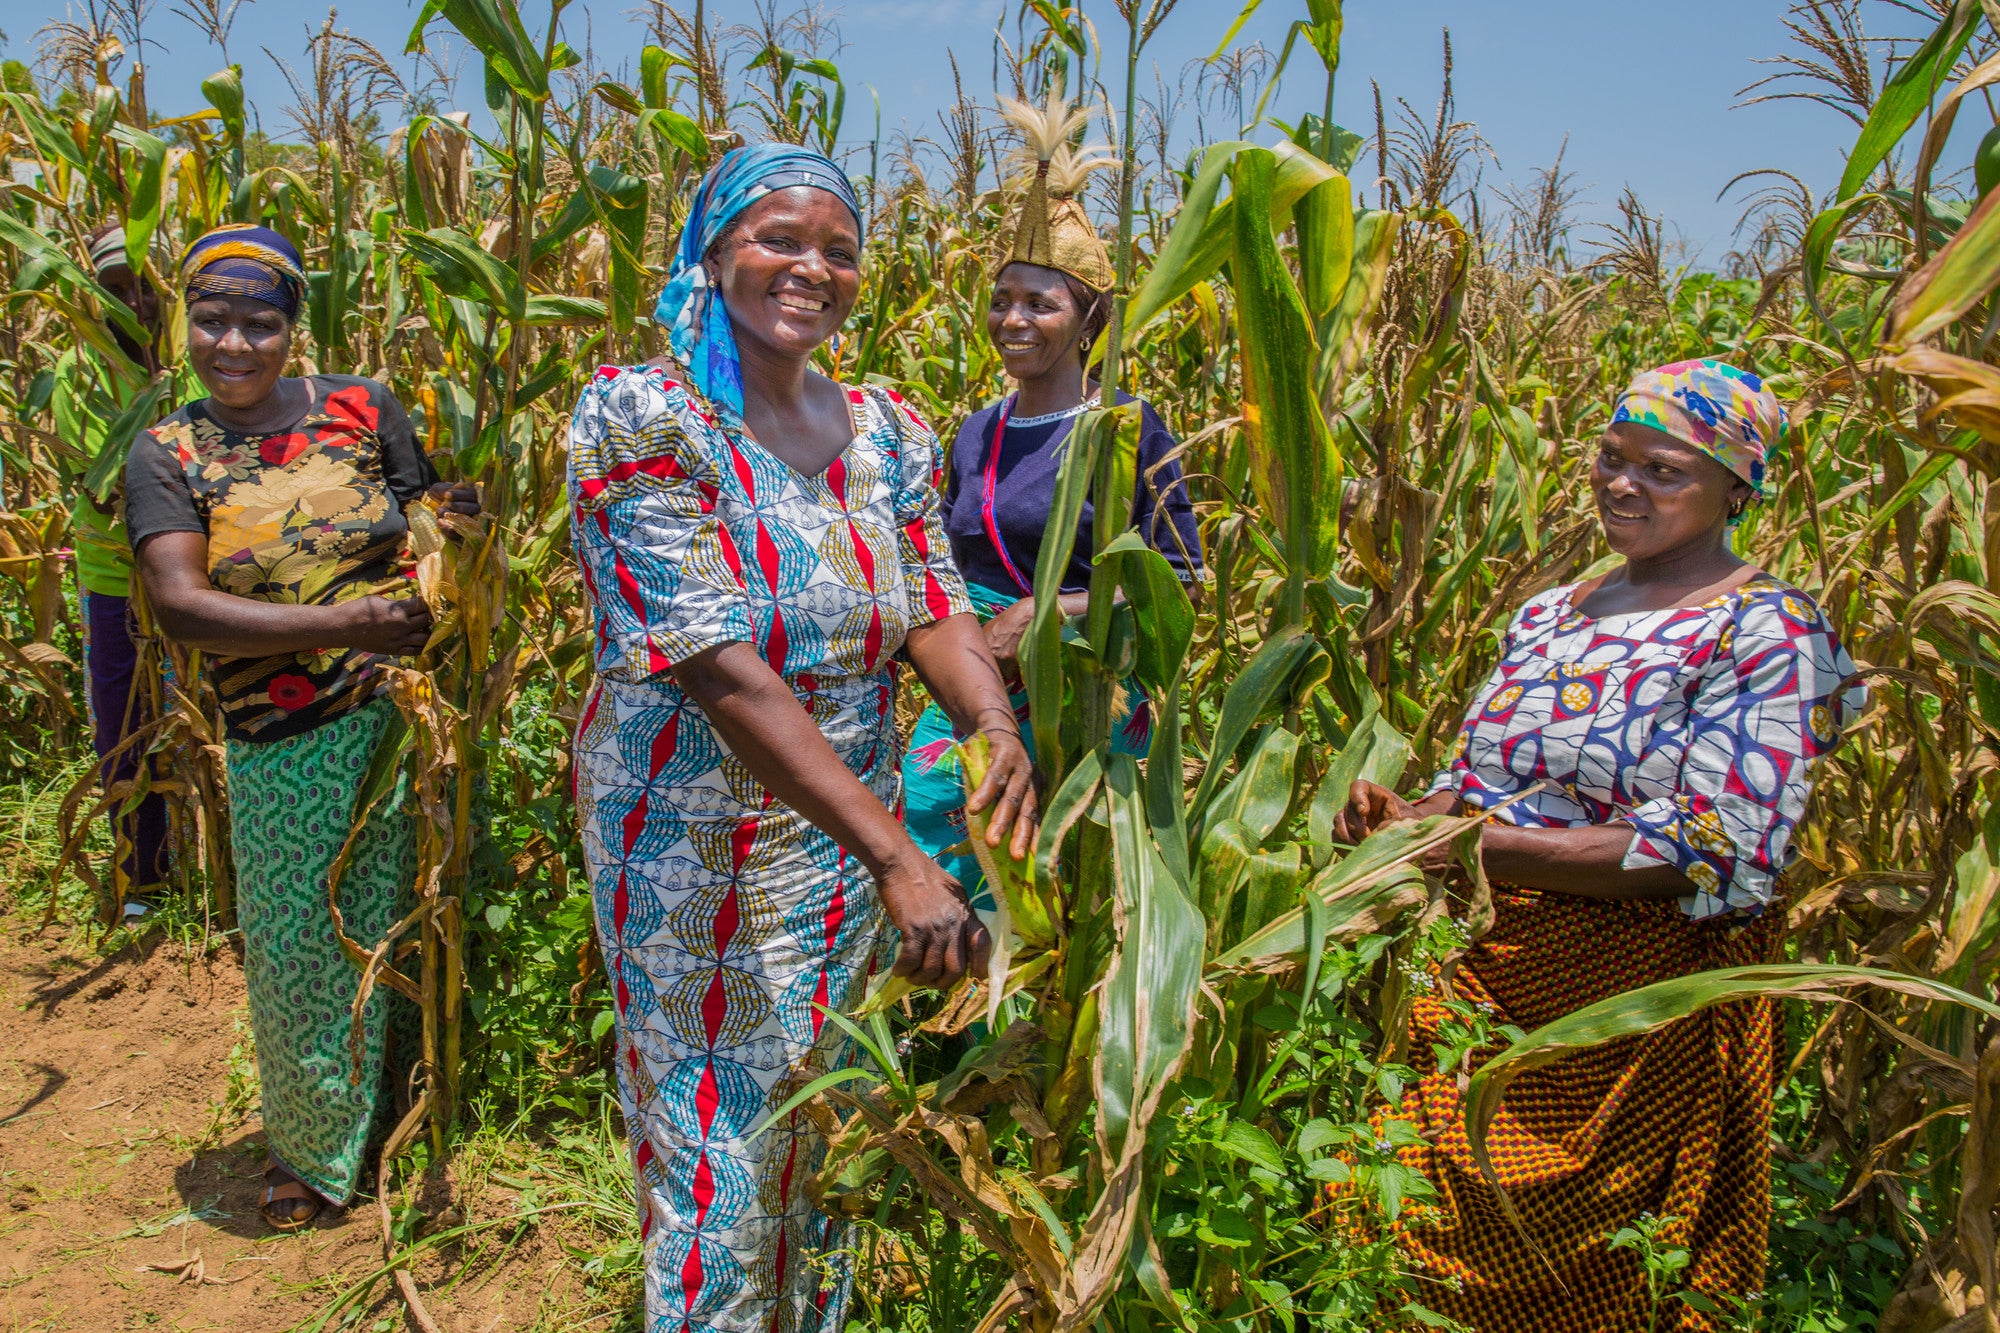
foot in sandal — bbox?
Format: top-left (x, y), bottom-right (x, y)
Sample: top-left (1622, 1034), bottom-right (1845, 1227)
top-left (260, 1160), bottom-right (324, 1232)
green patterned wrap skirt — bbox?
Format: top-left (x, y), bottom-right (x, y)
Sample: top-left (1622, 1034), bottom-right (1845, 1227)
top-left (226, 695), bottom-right (415, 1204)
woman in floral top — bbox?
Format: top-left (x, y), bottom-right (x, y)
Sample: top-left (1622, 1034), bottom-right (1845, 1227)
top-left (125, 224), bottom-right (477, 1232)
top-left (1335, 360), bottom-right (1864, 1331)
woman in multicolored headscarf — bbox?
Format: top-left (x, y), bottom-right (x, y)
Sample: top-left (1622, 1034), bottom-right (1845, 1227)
top-left (125, 223), bottom-right (478, 1232)
top-left (1333, 360), bottom-right (1865, 1330)
top-left (900, 93), bottom-right (1201, 914)
top-left (566, 145), bottom-right (1035, 1330)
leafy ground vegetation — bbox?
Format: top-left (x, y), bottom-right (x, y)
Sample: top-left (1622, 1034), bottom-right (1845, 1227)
top-left (3, 0), bottom-right (2000, 1329)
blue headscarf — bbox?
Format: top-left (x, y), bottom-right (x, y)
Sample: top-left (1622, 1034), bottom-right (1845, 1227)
top-left (654, 145), bottom-right (864, 424)
top-left (180, 223), bottom-right (307, 321)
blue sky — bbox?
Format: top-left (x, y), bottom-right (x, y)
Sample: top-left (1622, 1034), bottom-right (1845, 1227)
top-left (0, 0), bottom-right (1960, 262)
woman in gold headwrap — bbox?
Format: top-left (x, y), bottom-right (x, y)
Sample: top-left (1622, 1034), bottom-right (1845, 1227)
top-left (900, 93), bottom-right (1202, 909)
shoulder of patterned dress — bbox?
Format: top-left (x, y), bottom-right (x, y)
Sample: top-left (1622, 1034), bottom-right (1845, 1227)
top-left (1721, 578), bottom-right (1853, 665)
top-left (1504, 580), bottom-right (1582, 641)
top-left (568, 365), bottom-right (725, 508)
top-left (850, 381), bottom-right (939, 447)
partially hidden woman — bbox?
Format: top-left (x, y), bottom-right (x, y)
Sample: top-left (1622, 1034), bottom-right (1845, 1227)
top-left (125, 224), bottom-right (478, 1231)
top-left (902, 95), bottom-right (1200, 903)
top-left (566, 146), bottom-right (1036, 1331)
top-left (60, 225), bottom-right (194, 907)
top-left (1335, 360), bottom-right (1864, 1331)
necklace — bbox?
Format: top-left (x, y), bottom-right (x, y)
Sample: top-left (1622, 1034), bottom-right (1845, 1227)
top-left (1006, 393), bottom-right (1099, 428)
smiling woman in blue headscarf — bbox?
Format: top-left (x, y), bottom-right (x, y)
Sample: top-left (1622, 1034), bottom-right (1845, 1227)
top-left (566, 145), bottom-right (1036, 1330)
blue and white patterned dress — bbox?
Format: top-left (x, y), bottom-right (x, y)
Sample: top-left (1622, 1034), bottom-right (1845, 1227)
top-left (1427, 577), bottom-right (1865, 918)
top-left (567, 365), bottom-right (972, 1332)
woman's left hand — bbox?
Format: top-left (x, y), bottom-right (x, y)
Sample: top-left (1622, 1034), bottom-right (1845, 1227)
top-left (427, 481), bottom-right (481, 517)
top-left (981, 597), bottom-right (1035, 680)
top-left (966, 726), bottom-right (1039, 860)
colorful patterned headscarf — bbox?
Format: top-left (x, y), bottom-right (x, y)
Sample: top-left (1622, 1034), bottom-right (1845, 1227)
top-left (1611, 359), bottom-right (1785, 497)
top-left (654, 144), bottom-right (864, 425)
top-left (179, 223), bottom-right (307, 322)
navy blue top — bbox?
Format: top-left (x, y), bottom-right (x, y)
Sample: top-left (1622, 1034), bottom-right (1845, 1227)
top-left (943, 393), bottom-right (1202, 596)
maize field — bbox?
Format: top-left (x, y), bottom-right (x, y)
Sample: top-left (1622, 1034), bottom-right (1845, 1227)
top-left (3, 0), bottom-right (2000, 1329)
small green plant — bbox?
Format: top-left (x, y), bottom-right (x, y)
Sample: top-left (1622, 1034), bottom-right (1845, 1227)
top-left (190, 1015), bottom-right (258, 1152)
top-left (1607, 1212), bottom-right (1694, 1333)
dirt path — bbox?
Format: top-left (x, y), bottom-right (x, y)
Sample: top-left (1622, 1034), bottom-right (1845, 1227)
top-left (0, 919), bottom-right (610, 1333)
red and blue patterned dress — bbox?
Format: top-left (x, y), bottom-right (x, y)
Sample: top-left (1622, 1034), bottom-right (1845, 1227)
top-left (567, 365), bottom-right (972, 1332)
top-left (1389, 576), bottom-right (1865, 1331)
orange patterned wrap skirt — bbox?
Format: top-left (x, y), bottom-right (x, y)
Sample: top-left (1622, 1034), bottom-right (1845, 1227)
top-left (1389, 885), bottom-right (1784, 1332)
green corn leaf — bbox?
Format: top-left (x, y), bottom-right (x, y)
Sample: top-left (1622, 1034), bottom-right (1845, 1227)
top-left (1210, 0), bottom-right (1270, 57)
top-left (1189, 623), bottom-right (1315, 826)
top-left (409, 0), bottom-right (550, 103)
top-left (1204, 725), bottom-right (1299, 845)
top-left (402, 226), bottom-right (526, 322)
top-left (1145, 672), bottom-right (1192, 887)
top-left (1034, 748), bottom-right (1104, 890)
top-left (1306, 706), bottom-right (1413, 852)
top-left (81, 374), bottom-right (173, 505)
top-left (1887, 182), bottom-right (2000, 346)
top-left (744, 1066), bottom-right (881, 1142)
top-left (1209, 813), bottom-right (1480, 969)
top-left (527, 185), bottom-right (599, 265)
top-left (1211, 863), bottom-right (1424, 971)
top-left (1231, 147), bottom-right (1341, 620)
top-left (637, 107), bottom-right (710, 163)
top-left (200, 66), bottom-right (245, 143)
top-left (1838, 0), bottom-right (1980, 201)
top-left (1317, 207), bottom-right (1400, 389)
top-left (1124, 139), bottom-right (1337, 345)
top-left (1198, 817), bottom-right (1257, 930)
top-left (1096, 754), bottom-right (1205, 1160)
top-left (1023, 404), bottom-right (1120, 784)
top-left (1294, 171), bottom-right (1354, 324)
top-left (110, 125), bottom-right (167, 273)
top-left (639, 45), bottom-right (672, 108)
top-left (524, 294), bottom-right (609, 324)
top-left (1094, 531), bottom-right (1195, 696)
top-left (1462, 963), bottom-right (2000, 1214)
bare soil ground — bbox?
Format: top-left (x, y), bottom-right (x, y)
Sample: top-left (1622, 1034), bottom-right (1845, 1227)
top-left (0, 919), bottom-right (615, 1333)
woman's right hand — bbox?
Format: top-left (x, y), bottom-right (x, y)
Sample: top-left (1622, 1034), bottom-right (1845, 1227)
top-left (875, 850), bottom-right (991, 989)
top-left (344, 594), bottom-right (434, 656)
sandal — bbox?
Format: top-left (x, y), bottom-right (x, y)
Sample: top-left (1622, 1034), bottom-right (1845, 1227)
top-left (260, 1163), bottom-right (324, 1232)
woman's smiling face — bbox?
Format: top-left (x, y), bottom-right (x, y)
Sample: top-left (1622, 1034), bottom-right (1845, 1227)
top-left (1591, 421), bottom-right (1751, 559)
top-left (709, 187), bottom-right (861, 360)
top-left (987, 262), bottom-right (1089, 382)
top-left (187, 293), bottom-right (292, 413)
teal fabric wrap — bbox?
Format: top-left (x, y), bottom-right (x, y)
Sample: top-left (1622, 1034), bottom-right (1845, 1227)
top-left (900, 581), bottom-right (1152, 913)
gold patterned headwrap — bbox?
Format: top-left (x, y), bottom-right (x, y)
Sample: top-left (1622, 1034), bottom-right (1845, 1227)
top-left (990, 92), bottom-right (1117, 293)
top-left (179, 223), bottom-right (307, 321)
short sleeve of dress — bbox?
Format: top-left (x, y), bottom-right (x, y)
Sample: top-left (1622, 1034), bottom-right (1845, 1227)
top-left (1622, 587), bottom-right (1864, 919)
top-left (878, 389), bottom-right (975, 628)
top-left (364, 379), bottom-right (440, 505)
top-left (1423, 584), bottom-right (1574, 799)
top-left (568, 368), bottom-right (754, 679)
top-left (123, 418), bottom-right (206, 548)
